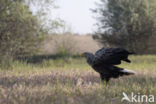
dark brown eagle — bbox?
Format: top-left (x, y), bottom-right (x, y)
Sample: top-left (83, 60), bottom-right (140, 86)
top-left (83, 47), bottom-right (135, 83)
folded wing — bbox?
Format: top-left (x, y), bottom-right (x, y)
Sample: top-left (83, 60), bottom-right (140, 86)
top-left (94, 47), bottom-right (133, 65)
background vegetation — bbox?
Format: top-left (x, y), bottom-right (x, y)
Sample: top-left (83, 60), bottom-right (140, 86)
top-left (0, 0), bottom-right (156, 104)
top-left (0, 0), bottom-right (61, 69)
top-left (93, 0), bottom-right (156, 54)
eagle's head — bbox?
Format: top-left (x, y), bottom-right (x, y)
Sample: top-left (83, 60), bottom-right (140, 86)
top-left (83, 52), bottom-right (95, 66)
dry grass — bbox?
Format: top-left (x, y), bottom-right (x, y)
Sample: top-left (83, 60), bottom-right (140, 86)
top-left (0, 55), bottom-right (156, 104)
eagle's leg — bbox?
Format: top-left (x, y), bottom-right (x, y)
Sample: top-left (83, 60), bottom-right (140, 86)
top-left (99, 73), bottom-right (110, 84)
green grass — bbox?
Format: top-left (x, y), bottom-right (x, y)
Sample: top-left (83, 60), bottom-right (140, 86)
top-left (0, 55), bottom-right (156, 104)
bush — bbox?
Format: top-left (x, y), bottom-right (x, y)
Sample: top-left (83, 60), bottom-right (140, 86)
top-left (50, 34), bottom-right (79, 56)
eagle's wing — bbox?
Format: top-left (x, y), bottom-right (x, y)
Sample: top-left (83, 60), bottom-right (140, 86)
top-left (93, 47), bottom-right (133, 65)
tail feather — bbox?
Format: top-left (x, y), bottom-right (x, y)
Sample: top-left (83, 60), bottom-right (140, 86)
top-left (120, 69), bottom-right (135, 75)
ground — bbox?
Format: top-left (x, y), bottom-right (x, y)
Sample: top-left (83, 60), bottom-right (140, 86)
top-left (0, 55), bottom-right (156, 104)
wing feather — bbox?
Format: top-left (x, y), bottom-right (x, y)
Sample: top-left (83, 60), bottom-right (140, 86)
top-left (94, 47), bottom-right (132, 65)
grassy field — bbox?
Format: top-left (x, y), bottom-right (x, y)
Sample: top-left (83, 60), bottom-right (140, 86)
top-left (0, 55), bottom-right (156, 104)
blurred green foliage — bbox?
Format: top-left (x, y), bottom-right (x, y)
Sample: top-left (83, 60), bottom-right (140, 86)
top-left (93, 0), bottom-right (156, 54)
top-left (0, 0), bottom-right (61, 69)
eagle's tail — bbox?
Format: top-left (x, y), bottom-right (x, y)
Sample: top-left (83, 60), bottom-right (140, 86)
top-left (111, 66), bottom-right (135, 78)
top-left (120, 68), bottom-right (135, 75)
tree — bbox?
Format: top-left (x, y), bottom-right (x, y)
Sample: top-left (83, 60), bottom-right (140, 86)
top-left (0, 0), bottom-right (59, 69)
top-left (93, 0), bottom-right (156, 53)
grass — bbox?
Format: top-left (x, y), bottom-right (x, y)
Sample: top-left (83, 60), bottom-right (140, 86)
top-left (0, 55), bottom-right (156, 104)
